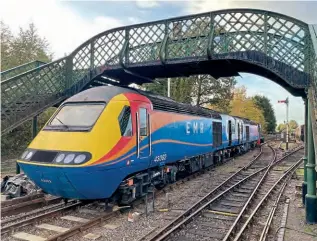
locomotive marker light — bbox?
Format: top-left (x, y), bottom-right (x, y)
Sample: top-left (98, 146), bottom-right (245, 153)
top-left (278, 97), bottom-right (289, 150)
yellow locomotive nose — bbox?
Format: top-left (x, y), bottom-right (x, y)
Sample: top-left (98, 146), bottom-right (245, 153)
top-left (23, 94), bottom-right (131, 167)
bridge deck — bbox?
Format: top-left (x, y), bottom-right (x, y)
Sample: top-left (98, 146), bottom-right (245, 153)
top-left (0, 9), bottom-right (316, 135)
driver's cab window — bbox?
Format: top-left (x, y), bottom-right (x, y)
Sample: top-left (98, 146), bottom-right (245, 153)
top-left (118, 106), bottom-right (132, 136)
top-left (140, 108), bottom-right (148, 136)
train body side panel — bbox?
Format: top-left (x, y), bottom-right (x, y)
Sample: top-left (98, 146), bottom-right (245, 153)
top-left (148, 110), bottom-right (214, 167)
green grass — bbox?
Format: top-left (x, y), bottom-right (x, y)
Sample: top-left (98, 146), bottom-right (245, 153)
top-left (296, 168), bottom-right (305, 176)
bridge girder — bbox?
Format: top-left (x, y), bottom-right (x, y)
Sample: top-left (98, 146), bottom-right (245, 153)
top-left (1, 8), bottom-right (316, 135)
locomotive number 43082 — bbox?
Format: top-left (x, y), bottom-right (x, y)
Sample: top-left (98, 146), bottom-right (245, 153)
top-left (153, 154), bottom-right (167, 162)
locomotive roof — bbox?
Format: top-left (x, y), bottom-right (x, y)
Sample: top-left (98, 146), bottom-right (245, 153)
top-left (66, 86), bottom-right (257, 124)
top-left (136, 89), bottom-right (222, 119)
top-left (65, 86), bottom-right (137, 103)
top-left (232, 115), bottom-right (258, 125)
top-left (66, 86), bottom-right (221, 119)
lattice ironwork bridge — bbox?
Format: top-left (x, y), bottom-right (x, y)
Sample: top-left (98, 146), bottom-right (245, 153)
top-left (1, 8), bottom-right (317, 222)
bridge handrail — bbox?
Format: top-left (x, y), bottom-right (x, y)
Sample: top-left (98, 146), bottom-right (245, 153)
top-left (1, 58), bottom-right (67, 84)
top-left (1, 60), bottom-right (47, 81)
top-left (2, 9), bottom-right (310, 87)
top-left (1, 8), bottom-right (315, 135)
top-left (69, 8), bottom-right (308, 57)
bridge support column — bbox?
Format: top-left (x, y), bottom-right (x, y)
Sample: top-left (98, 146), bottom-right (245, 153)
top-left (16, 163), bottom-right (20, 174)
top-left (16, 115), bottom-right (38, 174)
top-left (305, 97), bottom-right (317, 223)
top-left (32, 115), bottom-right (38, 138)
top-left (302, 98), bottom-right (308, 205)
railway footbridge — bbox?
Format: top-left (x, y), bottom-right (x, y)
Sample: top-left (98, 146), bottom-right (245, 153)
top-left (1, 8), bottom-right (317, 222)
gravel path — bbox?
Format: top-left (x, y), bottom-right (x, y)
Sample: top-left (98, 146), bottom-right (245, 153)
top-left (282, 179), bottom-right (317, 241)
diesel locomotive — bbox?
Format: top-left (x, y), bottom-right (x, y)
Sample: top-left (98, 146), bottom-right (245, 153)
top-left (17, 86), bottom-right (261, 204)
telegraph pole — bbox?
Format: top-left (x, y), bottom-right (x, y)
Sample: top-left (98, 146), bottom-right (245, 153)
top-left (278, 97), bottom-right (289, 150)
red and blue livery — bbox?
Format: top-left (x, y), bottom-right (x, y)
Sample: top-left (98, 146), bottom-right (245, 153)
top-left (17, 86), bottom-right (260, 204)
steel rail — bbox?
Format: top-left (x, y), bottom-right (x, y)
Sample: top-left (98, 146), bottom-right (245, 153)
top-left (5, 143), bottom-right (276, 241)
top-left (46, 210), bottom-right (119, 241)
top-left (1, 146), bottom-right (260, 237)
top-left (147, 145), bottom-right (272, 241)
top-left (1, 196), bottom-right (62, 217)
top-left (147, 145), bottom-right (302, 241)
top-left (233, 157), bottom-right (303, 241)
top-left (222, 145), bottom-right (277, 241)
top-left (259, 163), bottom-right (301, 241)
top-left (260, 181), bottom-right (289, 241)
top-left (1, 193), bottom-right (44, 207)
top-left (1, 200), bottom-right (73, 227)
top-left (223, 145), bottom-right (303, 241)
top-left (38, 147), bottom-right (265, 241)
top-left (151, 167), bottom-right (270, 241)
top-left (1, 201), bottom-right (82, 234)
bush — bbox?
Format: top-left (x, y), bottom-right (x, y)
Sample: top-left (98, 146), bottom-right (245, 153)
top-left (1, 107), bottom-right (56, 159)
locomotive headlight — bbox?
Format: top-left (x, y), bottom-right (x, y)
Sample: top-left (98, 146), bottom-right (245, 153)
top-left (74, 154), bottom-right (86, 164)
top-left (64, 154), bottom-right (75, 164)
top-left (25, 151), bottom-right (34, 160)
top-left (21, 150), bottom-right (28, 159)
top-left (53, 152), bottom-right (91, 165)
top-left (55, 153), bottom-right (65, 163)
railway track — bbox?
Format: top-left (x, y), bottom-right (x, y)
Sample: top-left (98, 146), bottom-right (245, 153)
top-left (0, 153), bottom-right (235, 235)
top-left (1, 200), bottom-right (81, 235)
top-left (2, 142), bottom-right (288, 241)
top-left (2, 145), bottom-right (264, 241)
top-left (234, 149), bottom-right (304, 241)
top-left (143, 144), bottom-right (303, 241)
top-left (1, 194), bottom-right (62, 218)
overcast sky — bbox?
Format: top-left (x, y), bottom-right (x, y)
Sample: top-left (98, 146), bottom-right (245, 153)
top-left (2, 0), bottom-right (316, 125)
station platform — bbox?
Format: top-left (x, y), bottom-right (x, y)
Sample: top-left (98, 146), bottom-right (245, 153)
top-left (282, 171), bottom-right (317, 241)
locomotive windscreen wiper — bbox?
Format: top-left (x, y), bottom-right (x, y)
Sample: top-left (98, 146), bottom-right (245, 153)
top-left (55, 116), bottom-right (69, 129)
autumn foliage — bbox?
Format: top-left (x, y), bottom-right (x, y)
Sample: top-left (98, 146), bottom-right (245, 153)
top-left (230, 86), bottom-right (266, 131)
top-left (208, 86), bottom-right (266, 132)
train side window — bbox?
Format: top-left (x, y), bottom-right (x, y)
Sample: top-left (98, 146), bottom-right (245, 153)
top-left (140, 108), bottom-right (148, 136)
top-left (118, 106), bottom-right (132, 136)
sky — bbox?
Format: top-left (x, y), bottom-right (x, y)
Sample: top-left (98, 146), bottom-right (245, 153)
top-left (2, 0), bottom-right (316, 125)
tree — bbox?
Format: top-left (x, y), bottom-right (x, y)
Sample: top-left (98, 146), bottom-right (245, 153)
top-left (276, 120), bottom-right (297, 133)
top-left (252, 95), bottom-right (277, 133)
top-left (277, 123), bottom-right (286, 132)
top-left (229, 86), bottom-right (266, 132)
top-left (1, 21), bottom-right (52, 71)
top-left (144, 75), bottom-right (236, 110)
top-left (1, 108), bottom-right (57, 159)
top-left (1, 22), bottom-right (54, 161)
top-left (144, 78), bottom-right (168, 96)
top-left (1, 21), bottom-right (14, 71)
top-left (289, 120), bottom-right (298, 130)
top-left (144, 77), bottom-right (193, 103)
top-left (192, 75), bottom-right (236, 109)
